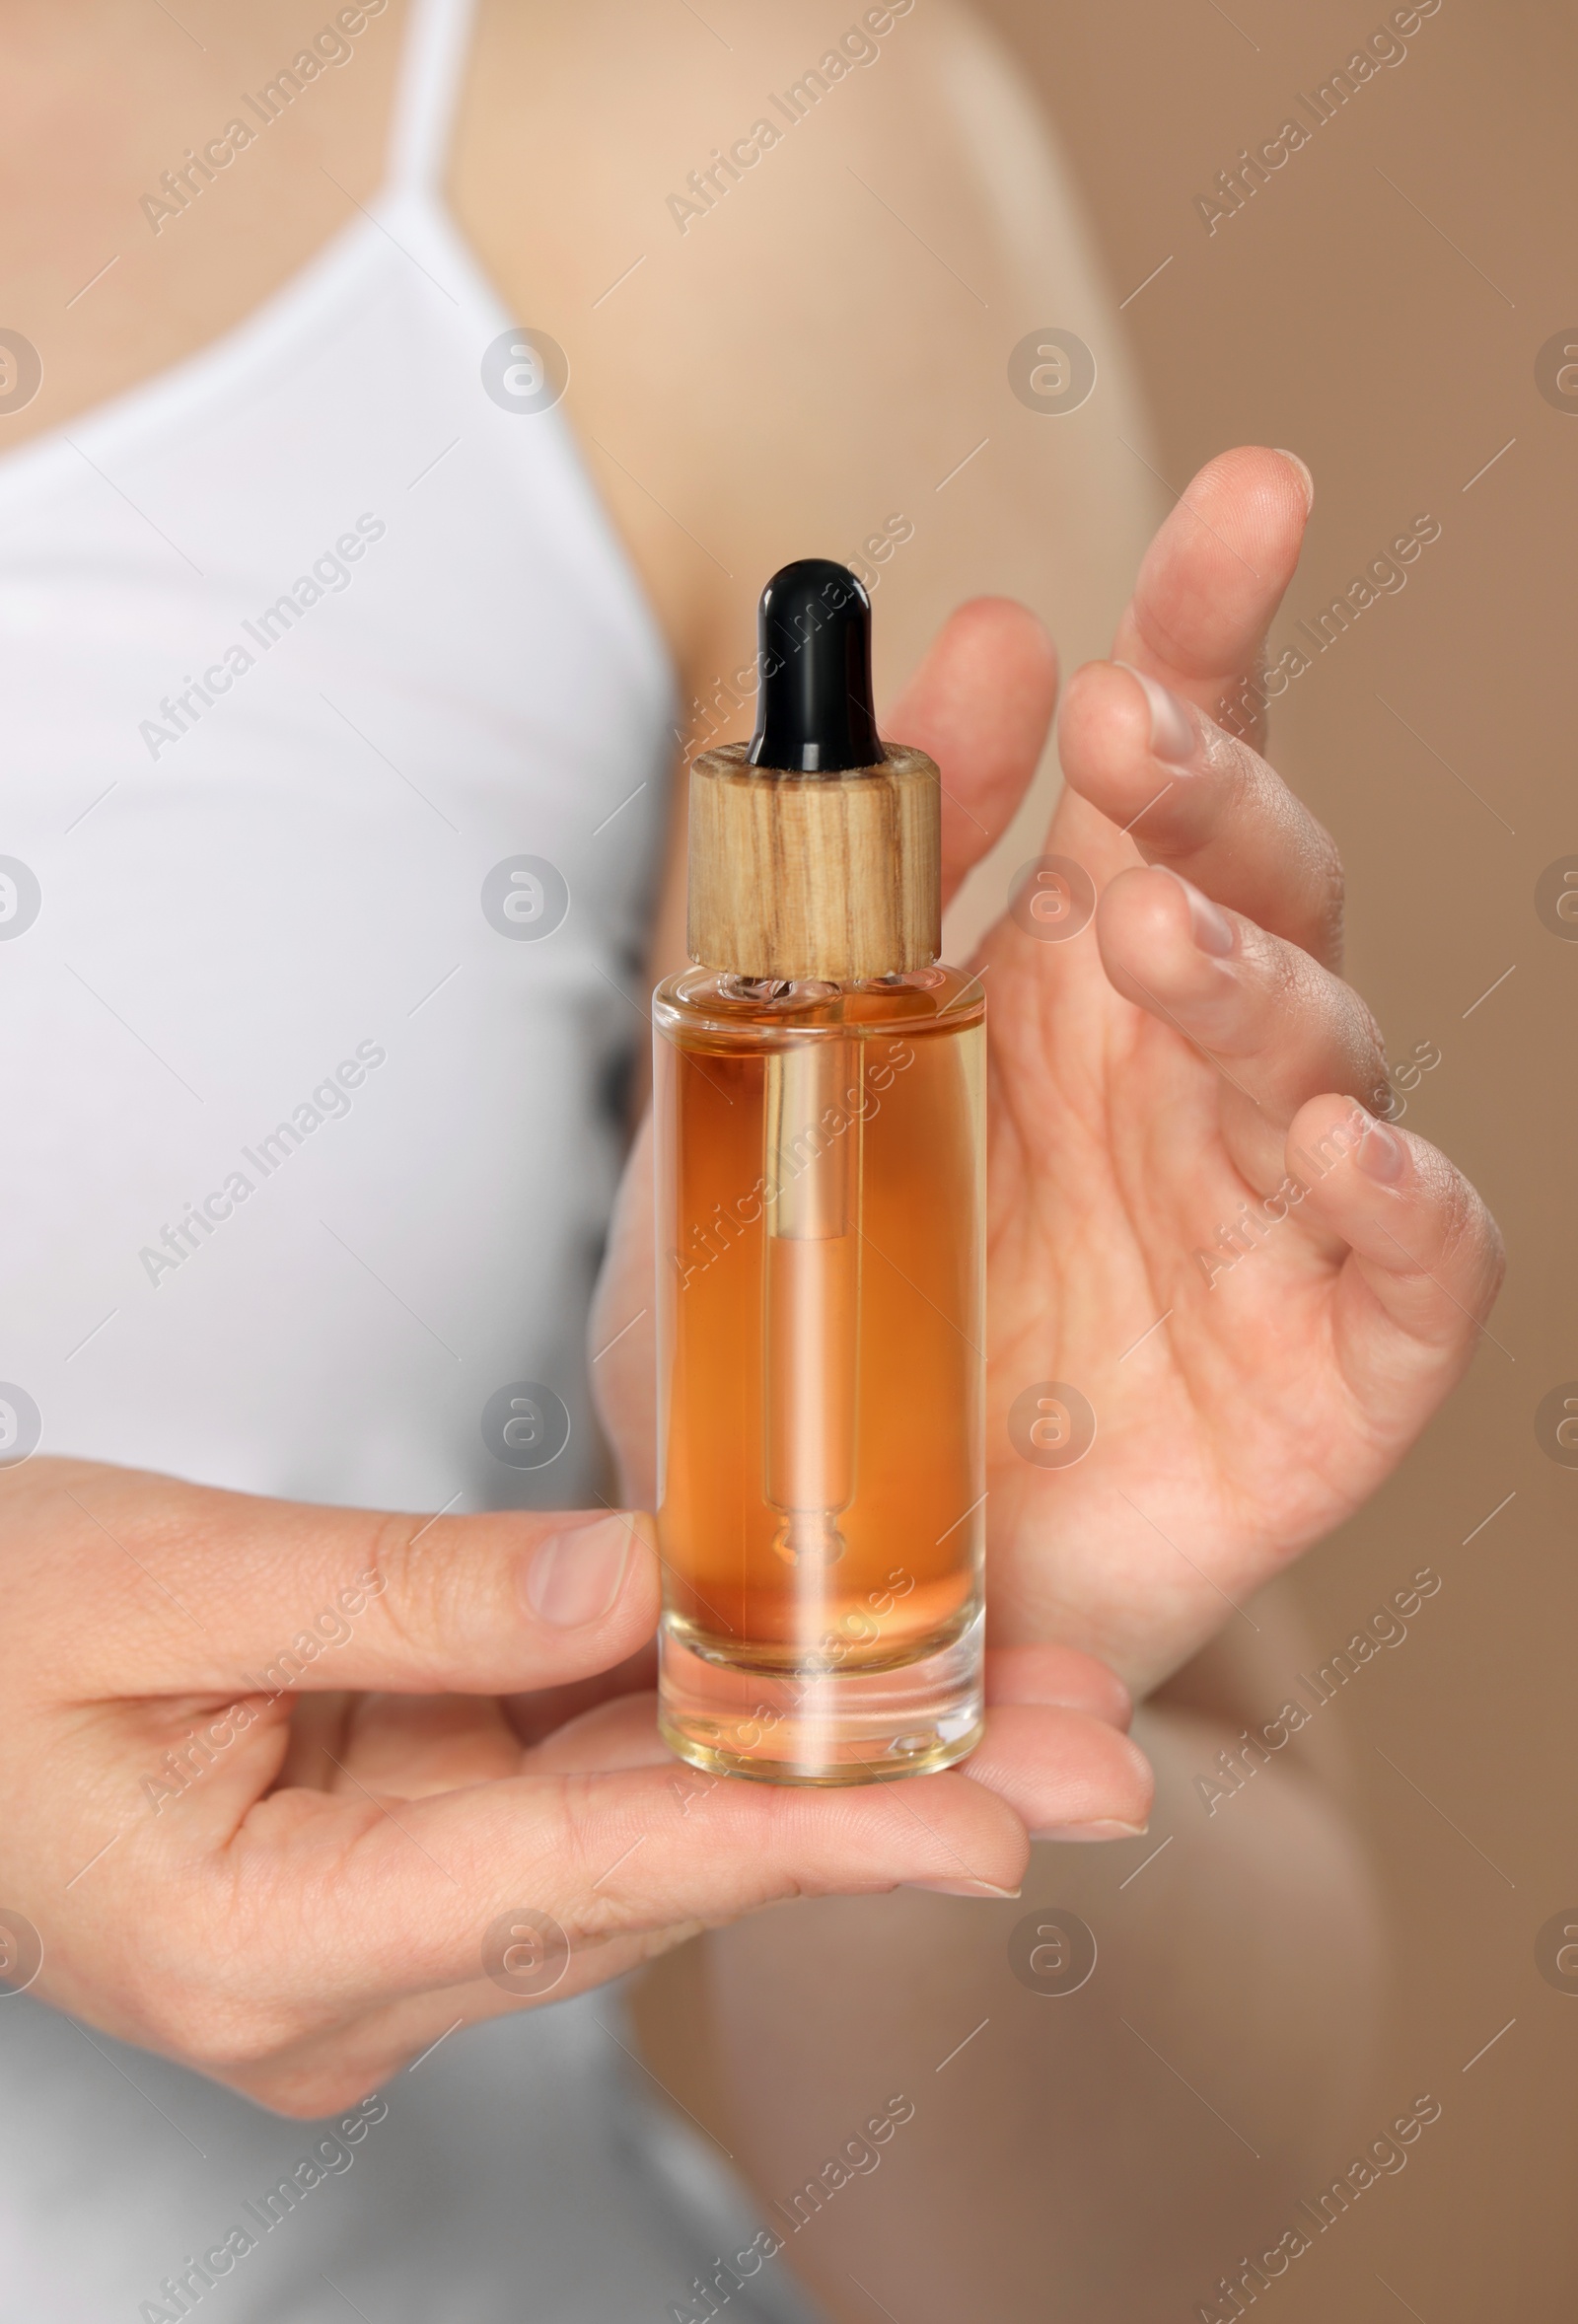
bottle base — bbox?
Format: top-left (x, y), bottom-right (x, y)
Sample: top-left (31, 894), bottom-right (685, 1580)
top-left (658, 1610), bottom-right (984, 1785)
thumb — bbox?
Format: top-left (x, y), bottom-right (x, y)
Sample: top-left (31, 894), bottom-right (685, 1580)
top-left (17, 1459), bottom-right (659, 1701)
top-left (884, 598), bottom-right (1058, 908)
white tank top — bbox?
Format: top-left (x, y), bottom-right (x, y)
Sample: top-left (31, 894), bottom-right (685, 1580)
top-left (0, 0), bottom-right (674, 1517)
top-left (0, 7), bottom-right (831, 2318)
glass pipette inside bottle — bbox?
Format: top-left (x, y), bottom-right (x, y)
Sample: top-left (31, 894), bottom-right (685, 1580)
top-left (763, 1035), bottom-right (861, 1568)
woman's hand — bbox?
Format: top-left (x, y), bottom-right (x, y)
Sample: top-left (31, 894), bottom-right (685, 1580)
top-left (903, 446), bottom-right (1504, 1695)
top-left (0, 1456), bottom-right (1149, 2114)
top-left (594, 446), bottom-right (1502, 1706)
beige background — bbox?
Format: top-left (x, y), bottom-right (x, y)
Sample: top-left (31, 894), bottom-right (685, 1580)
top-left (967, 0), bottom-right (1576, 2311)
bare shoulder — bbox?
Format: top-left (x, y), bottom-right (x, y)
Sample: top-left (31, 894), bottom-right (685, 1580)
top-left (453, 0), bottom-right (1159, 727)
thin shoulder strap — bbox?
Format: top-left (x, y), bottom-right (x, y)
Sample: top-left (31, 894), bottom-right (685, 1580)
top-left (383, 0), bottom-right (479, 199)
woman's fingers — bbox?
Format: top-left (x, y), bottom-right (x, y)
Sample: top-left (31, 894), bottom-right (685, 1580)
top-left (882, 596), bottom-right (1059, 906)
top-left (1112, 445), bottom-right (1313, 747)
top-left (42, 1757), bottom-right (1033, 2085)
top-left (1289, 1094), bottom-right (1506, 1419)
top-left (170, 1687), bottom-right (1148, 2070)
top-left (1058, 661), bottom-right (1344, 968)
top-left (320, 1692), bottom-right (531, 1798)
top-left (502, 1640), bottom-right (659, 1752)
top-left (11, 1460), bottom-right (660, 1701)
top-left (983, 1641), bottom-right (1132, 1730)
top-left (1095, 865), bottom-right (1387, 1166)
top-left (227, 1673), bottom-right (1153, 2115)
top-left (521, 1690), bottom-right (674, 1775)
top-left (879, 452), bottom-right (1311, 927)
top-left (959, 1704), bottom-right (1153, 1842)
top-left (224, 1760), bottom-right (1032, 2015)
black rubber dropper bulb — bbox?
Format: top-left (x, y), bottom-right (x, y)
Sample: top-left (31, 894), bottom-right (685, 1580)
top-left (748, 558), bottom-right (884, 774)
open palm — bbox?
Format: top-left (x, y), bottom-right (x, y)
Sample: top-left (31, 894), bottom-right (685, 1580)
top-left (594, 448), bottom-right (1501, 1705)
top-left (901, 447), bottom-right (1502, 1694)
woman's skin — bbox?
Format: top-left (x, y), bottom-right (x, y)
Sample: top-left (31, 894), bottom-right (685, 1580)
top-left (0, 2), bottom-right (1502, 2315)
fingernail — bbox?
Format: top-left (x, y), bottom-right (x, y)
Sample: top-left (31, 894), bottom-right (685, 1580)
top-left (1115, 661), bottom-right (1195, 765)
top-left (1357, 1120), bottom-right (1407, 1185)
top-left (1274, 449), bottom-right (1315, 513)
top-left (903, 1878), bottom-right (1023, 1899)
top-left (1172, 871), bottom-right (1235, 957)
top-left (523, 1513), bottom-right (637, 1627)
top-left (1032, 1820), bottom-right (1150, 1843)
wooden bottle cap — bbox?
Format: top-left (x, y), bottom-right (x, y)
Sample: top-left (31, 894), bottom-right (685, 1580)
top-left (685, 740), bottom-right (941, 983)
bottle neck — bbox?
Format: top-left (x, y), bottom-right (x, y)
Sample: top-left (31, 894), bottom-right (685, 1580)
top-left (654, 964), bottom-right (978, 1043)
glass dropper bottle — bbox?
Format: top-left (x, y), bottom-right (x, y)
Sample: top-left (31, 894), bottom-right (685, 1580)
top-left (653, 559), bottom-right (985, 1783)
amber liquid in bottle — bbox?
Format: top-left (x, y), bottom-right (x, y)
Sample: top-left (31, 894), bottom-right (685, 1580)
top-left (655, 965), bottom-right (985, 1782)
